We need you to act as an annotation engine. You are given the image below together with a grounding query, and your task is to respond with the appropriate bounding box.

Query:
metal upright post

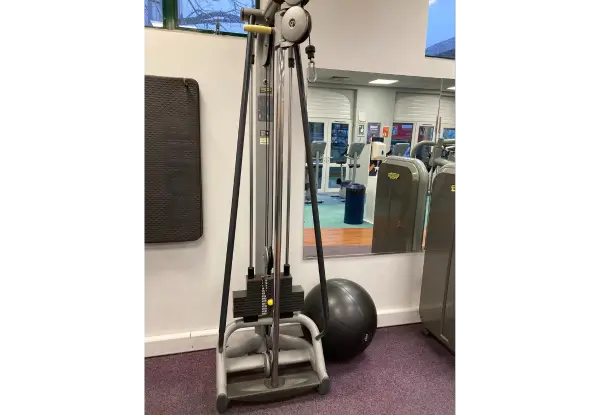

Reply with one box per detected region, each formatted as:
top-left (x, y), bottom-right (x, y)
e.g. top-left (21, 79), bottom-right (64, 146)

top-left (217, 31), bottom-right (254, 352)
top-left (284, 48), bottom-right (294, 275)
top-left (248, 27), bottom-right (255, 277)
top-left (271, 46), bottom-right (286, 388)
top-left (293, 44), bottom-right (329, 339)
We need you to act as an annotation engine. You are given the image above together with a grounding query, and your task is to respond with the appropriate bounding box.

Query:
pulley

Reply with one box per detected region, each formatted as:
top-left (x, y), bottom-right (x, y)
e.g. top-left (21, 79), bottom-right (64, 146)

top-left (281, 6), bottom-right (312, 44)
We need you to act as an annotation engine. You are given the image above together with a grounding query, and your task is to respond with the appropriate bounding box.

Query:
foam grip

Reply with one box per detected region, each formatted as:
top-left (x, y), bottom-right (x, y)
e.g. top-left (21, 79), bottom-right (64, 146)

top-left (243, 24), bottom-right (272, 34)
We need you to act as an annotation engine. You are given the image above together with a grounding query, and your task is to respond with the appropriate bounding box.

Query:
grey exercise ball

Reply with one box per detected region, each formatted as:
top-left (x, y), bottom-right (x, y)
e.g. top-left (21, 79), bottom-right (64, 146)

top-left (303, 279), bottom-right (377, 361)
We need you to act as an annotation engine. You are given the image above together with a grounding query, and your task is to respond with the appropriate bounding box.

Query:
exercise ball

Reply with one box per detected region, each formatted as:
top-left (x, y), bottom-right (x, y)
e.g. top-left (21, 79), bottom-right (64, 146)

top-left (302, 279), bottom-right (377, 361)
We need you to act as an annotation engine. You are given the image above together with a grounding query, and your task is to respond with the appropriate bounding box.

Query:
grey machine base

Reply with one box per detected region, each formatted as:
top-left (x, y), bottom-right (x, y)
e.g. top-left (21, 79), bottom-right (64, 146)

top-left (419, 164), bottom-right (455, 353)
top-left (226, 370), bottom-right (326, 402)
top-left (216, 314), bottom-right (330, 413)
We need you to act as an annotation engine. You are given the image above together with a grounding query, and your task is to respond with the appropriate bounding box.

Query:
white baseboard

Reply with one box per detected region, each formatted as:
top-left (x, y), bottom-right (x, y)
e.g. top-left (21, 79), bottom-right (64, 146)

top-left (145, 306), bottom-right (420, 358)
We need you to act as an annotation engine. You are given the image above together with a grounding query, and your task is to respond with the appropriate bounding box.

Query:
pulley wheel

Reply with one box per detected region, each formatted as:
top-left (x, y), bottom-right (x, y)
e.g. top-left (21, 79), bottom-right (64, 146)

top-left (281, 6), bottom-right (311, 44)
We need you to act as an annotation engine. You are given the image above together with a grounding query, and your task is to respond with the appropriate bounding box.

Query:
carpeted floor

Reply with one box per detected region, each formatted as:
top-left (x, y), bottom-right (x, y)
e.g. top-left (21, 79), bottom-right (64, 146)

top-left (145, 324), bottom-right (455, 415)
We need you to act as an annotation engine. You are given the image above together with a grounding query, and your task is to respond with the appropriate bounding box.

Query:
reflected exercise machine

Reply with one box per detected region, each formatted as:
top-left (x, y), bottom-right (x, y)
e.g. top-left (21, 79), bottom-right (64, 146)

top-left (413, 138), bottom-right (455, 352)
top-left (216, 1), bottom-right (331, 412)
top-left (391, 142), bottom-right (410, 156)
top-left (305, 141), bottom-right (327, 204)
top-left (370, 156), bottom-right (429, 254)
top-left (335, 142), bottom-right (365, 200)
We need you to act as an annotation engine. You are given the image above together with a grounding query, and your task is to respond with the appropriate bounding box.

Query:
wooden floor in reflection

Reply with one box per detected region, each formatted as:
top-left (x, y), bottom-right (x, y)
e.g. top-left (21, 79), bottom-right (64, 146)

top-left (304, 228), bottom-right (373, 246)
top-left (304, 228), bottom-right (428, 248)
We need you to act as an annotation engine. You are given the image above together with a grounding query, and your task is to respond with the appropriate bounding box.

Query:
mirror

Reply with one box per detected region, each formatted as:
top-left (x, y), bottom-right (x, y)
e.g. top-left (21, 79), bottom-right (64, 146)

top-left (303, 71), bottom-right (455, 259)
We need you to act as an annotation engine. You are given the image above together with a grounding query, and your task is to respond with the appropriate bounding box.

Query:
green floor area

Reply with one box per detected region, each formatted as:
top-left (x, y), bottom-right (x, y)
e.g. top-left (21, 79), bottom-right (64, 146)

top-left (304, 193), bottom-right (373, 229)
top-left (304, 194), bottom-right (432, 229)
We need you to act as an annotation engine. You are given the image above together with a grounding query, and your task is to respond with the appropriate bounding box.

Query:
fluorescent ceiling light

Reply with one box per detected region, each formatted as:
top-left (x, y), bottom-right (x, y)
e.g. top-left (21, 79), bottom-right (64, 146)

top-left (447, 86), bottom-right (455, 90)
top-left (369, 79), bottom-right (398, 85)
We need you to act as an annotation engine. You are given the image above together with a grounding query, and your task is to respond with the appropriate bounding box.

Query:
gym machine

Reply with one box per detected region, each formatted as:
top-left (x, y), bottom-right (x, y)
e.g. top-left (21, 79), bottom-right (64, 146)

top-left (411, 137), bottom-right (455, 194)
top-left (411, 137), bottom-right (455, 352)
top-left (334, 142), bottom-right (365, 200)
top-left (370, 156), bottom-right (429, 254)
top-left (216, 1), bottom-right (330, 412)
top-left (305, 140), bottom-right (327, 204)
top-left (391, 142), bottom-right (410, 157)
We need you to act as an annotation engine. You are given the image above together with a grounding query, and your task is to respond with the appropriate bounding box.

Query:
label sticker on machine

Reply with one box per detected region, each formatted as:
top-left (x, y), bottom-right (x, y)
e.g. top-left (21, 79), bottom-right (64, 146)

top-left (260, 87), bottom-right (272, 94)
top-left (260, 130), bottom-right (269, 144)
top-left (388, 172), bottom-right (400, 180)
top-left (451, 184), bottom-right (455, 192)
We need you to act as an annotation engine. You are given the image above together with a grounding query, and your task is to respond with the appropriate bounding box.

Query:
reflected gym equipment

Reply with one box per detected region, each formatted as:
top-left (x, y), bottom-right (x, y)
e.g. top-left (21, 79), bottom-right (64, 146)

top-left (334, 142), bottom-right (366, 200)
top-left (371, 157), bottom-right (429, 254)
top-left (391, 142), bottom-right (410, 156)
top-left (305, 141), bottom-right (327, 204)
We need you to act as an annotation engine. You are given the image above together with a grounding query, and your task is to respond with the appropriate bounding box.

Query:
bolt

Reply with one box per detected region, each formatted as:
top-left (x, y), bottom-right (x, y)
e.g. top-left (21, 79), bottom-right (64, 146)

top-left (289, 18), bottom-right (296, 28)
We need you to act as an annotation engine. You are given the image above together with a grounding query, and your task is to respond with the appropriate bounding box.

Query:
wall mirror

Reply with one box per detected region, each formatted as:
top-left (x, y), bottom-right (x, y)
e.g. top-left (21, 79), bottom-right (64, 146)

top-left (303, 70), bottom-right (455, 259)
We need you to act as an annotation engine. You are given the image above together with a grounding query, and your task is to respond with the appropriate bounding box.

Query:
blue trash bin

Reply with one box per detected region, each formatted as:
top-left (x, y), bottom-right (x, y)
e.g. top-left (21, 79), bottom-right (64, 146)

top-left (344, 183), bottom-right (366, 225)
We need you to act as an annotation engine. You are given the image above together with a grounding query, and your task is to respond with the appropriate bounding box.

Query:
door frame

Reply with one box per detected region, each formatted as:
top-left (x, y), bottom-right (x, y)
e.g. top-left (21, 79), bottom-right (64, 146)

top-left (414, 122), bottom-right (436, 148)
top-left (391, 122), bottom-right (416, 154)
top-left (441, 125), bottom-right (456, 140)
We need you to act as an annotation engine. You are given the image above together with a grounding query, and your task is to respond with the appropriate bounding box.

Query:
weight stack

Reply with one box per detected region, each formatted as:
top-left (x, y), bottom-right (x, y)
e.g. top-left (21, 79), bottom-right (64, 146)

top-left (233, 274), bottom-right (305, 320)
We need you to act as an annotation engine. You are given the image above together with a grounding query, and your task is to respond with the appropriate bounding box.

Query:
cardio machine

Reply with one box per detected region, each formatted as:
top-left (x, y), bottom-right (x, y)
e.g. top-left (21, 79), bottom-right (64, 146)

top-left (333, 142), bottom-right (365, 200)
top-left (216, 1), bottom-right (330, 413)
top-left (305, 141), bottom-right (327, 204)
top-left (391, 142), bottom-right (410, 156)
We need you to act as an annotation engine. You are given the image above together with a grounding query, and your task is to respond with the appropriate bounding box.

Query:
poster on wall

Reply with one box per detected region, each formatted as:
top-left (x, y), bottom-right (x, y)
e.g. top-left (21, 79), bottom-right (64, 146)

top-left (382, 126), bottom-right (390, 138)
top-left (358, 123), bottom-right (365, 137)
top-left (425, 0), bottom-right (455, 59)
top-left (366, 122), bottom-right (381, 143)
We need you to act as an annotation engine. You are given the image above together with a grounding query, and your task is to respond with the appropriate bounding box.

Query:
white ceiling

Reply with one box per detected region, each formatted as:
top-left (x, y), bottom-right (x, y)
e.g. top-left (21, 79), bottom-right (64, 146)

top-left (313, 68), bottom-right (455, 92)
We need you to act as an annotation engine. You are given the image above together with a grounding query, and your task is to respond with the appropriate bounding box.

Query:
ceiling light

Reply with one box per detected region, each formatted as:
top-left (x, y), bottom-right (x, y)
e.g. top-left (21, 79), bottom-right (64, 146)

top-left (447, 86), bottom-right (455, 90)
top-left (369, 79), bottom-right (398, 85)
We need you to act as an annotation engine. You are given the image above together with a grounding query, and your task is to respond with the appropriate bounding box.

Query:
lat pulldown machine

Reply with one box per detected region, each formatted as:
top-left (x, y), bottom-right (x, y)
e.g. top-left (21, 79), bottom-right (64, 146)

top-left (216, 1), bottom-right (330, 413)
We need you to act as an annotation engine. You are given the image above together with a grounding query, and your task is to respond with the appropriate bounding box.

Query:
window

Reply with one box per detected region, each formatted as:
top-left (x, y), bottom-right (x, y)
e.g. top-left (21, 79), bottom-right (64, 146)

top-left (443, 128), bottom-right (455, 139)
top-left (425, 0), bottom-right (455, 59)
top-left (145, 0), bottom-right (260, 36)
top-left (178, 0), bottom-right (256, 35)
top-left (391, 122), bottom-right (413, 144)
top-left (145, 0), bottom-right (164, 27)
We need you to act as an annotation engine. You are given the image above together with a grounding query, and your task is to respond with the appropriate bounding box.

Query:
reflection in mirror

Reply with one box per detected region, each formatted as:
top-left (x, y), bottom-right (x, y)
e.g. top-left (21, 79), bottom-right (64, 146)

top-left (303, 70), bottom-right (455, 259)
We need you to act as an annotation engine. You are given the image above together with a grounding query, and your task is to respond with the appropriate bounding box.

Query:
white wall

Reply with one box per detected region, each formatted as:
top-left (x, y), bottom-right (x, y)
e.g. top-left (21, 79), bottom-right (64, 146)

top-left (145, 29), bottom-right (425, 356)
top-left (306, 0), bottom-right (455, 79)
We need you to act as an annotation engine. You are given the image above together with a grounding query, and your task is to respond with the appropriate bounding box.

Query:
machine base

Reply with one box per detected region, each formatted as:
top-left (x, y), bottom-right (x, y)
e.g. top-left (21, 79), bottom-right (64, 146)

top-left (228, 370), bottom-right (322, 402)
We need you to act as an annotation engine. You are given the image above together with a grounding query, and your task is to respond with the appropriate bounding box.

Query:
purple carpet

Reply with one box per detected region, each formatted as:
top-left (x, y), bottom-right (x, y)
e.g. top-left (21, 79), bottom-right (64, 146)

top-left (145, 324), bottom-right (455, 414)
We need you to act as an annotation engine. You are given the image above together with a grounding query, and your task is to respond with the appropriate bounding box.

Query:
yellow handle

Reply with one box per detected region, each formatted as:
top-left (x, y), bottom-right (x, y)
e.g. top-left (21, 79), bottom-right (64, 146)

top-left (243, 24), bottom-right (272, 34)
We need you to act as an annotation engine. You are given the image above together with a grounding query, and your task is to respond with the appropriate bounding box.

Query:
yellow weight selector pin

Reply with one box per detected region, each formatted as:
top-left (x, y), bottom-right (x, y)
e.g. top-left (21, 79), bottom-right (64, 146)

top-left (267, 299), bottom-right (274, 307)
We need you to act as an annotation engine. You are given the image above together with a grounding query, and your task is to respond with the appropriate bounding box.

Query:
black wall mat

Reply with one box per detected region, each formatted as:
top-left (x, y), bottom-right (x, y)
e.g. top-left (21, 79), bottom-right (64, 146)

top-left (145, 75), bottom-right (202, 243)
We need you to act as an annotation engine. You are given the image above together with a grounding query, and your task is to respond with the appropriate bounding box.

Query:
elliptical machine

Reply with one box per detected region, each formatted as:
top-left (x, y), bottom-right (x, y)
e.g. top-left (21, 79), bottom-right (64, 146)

top-left (334, 142), bottom-right (365, 200)
top-left (305, 141), bottom-right (327, 204)
top-left (216, 1), bottom-right (330, 412)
